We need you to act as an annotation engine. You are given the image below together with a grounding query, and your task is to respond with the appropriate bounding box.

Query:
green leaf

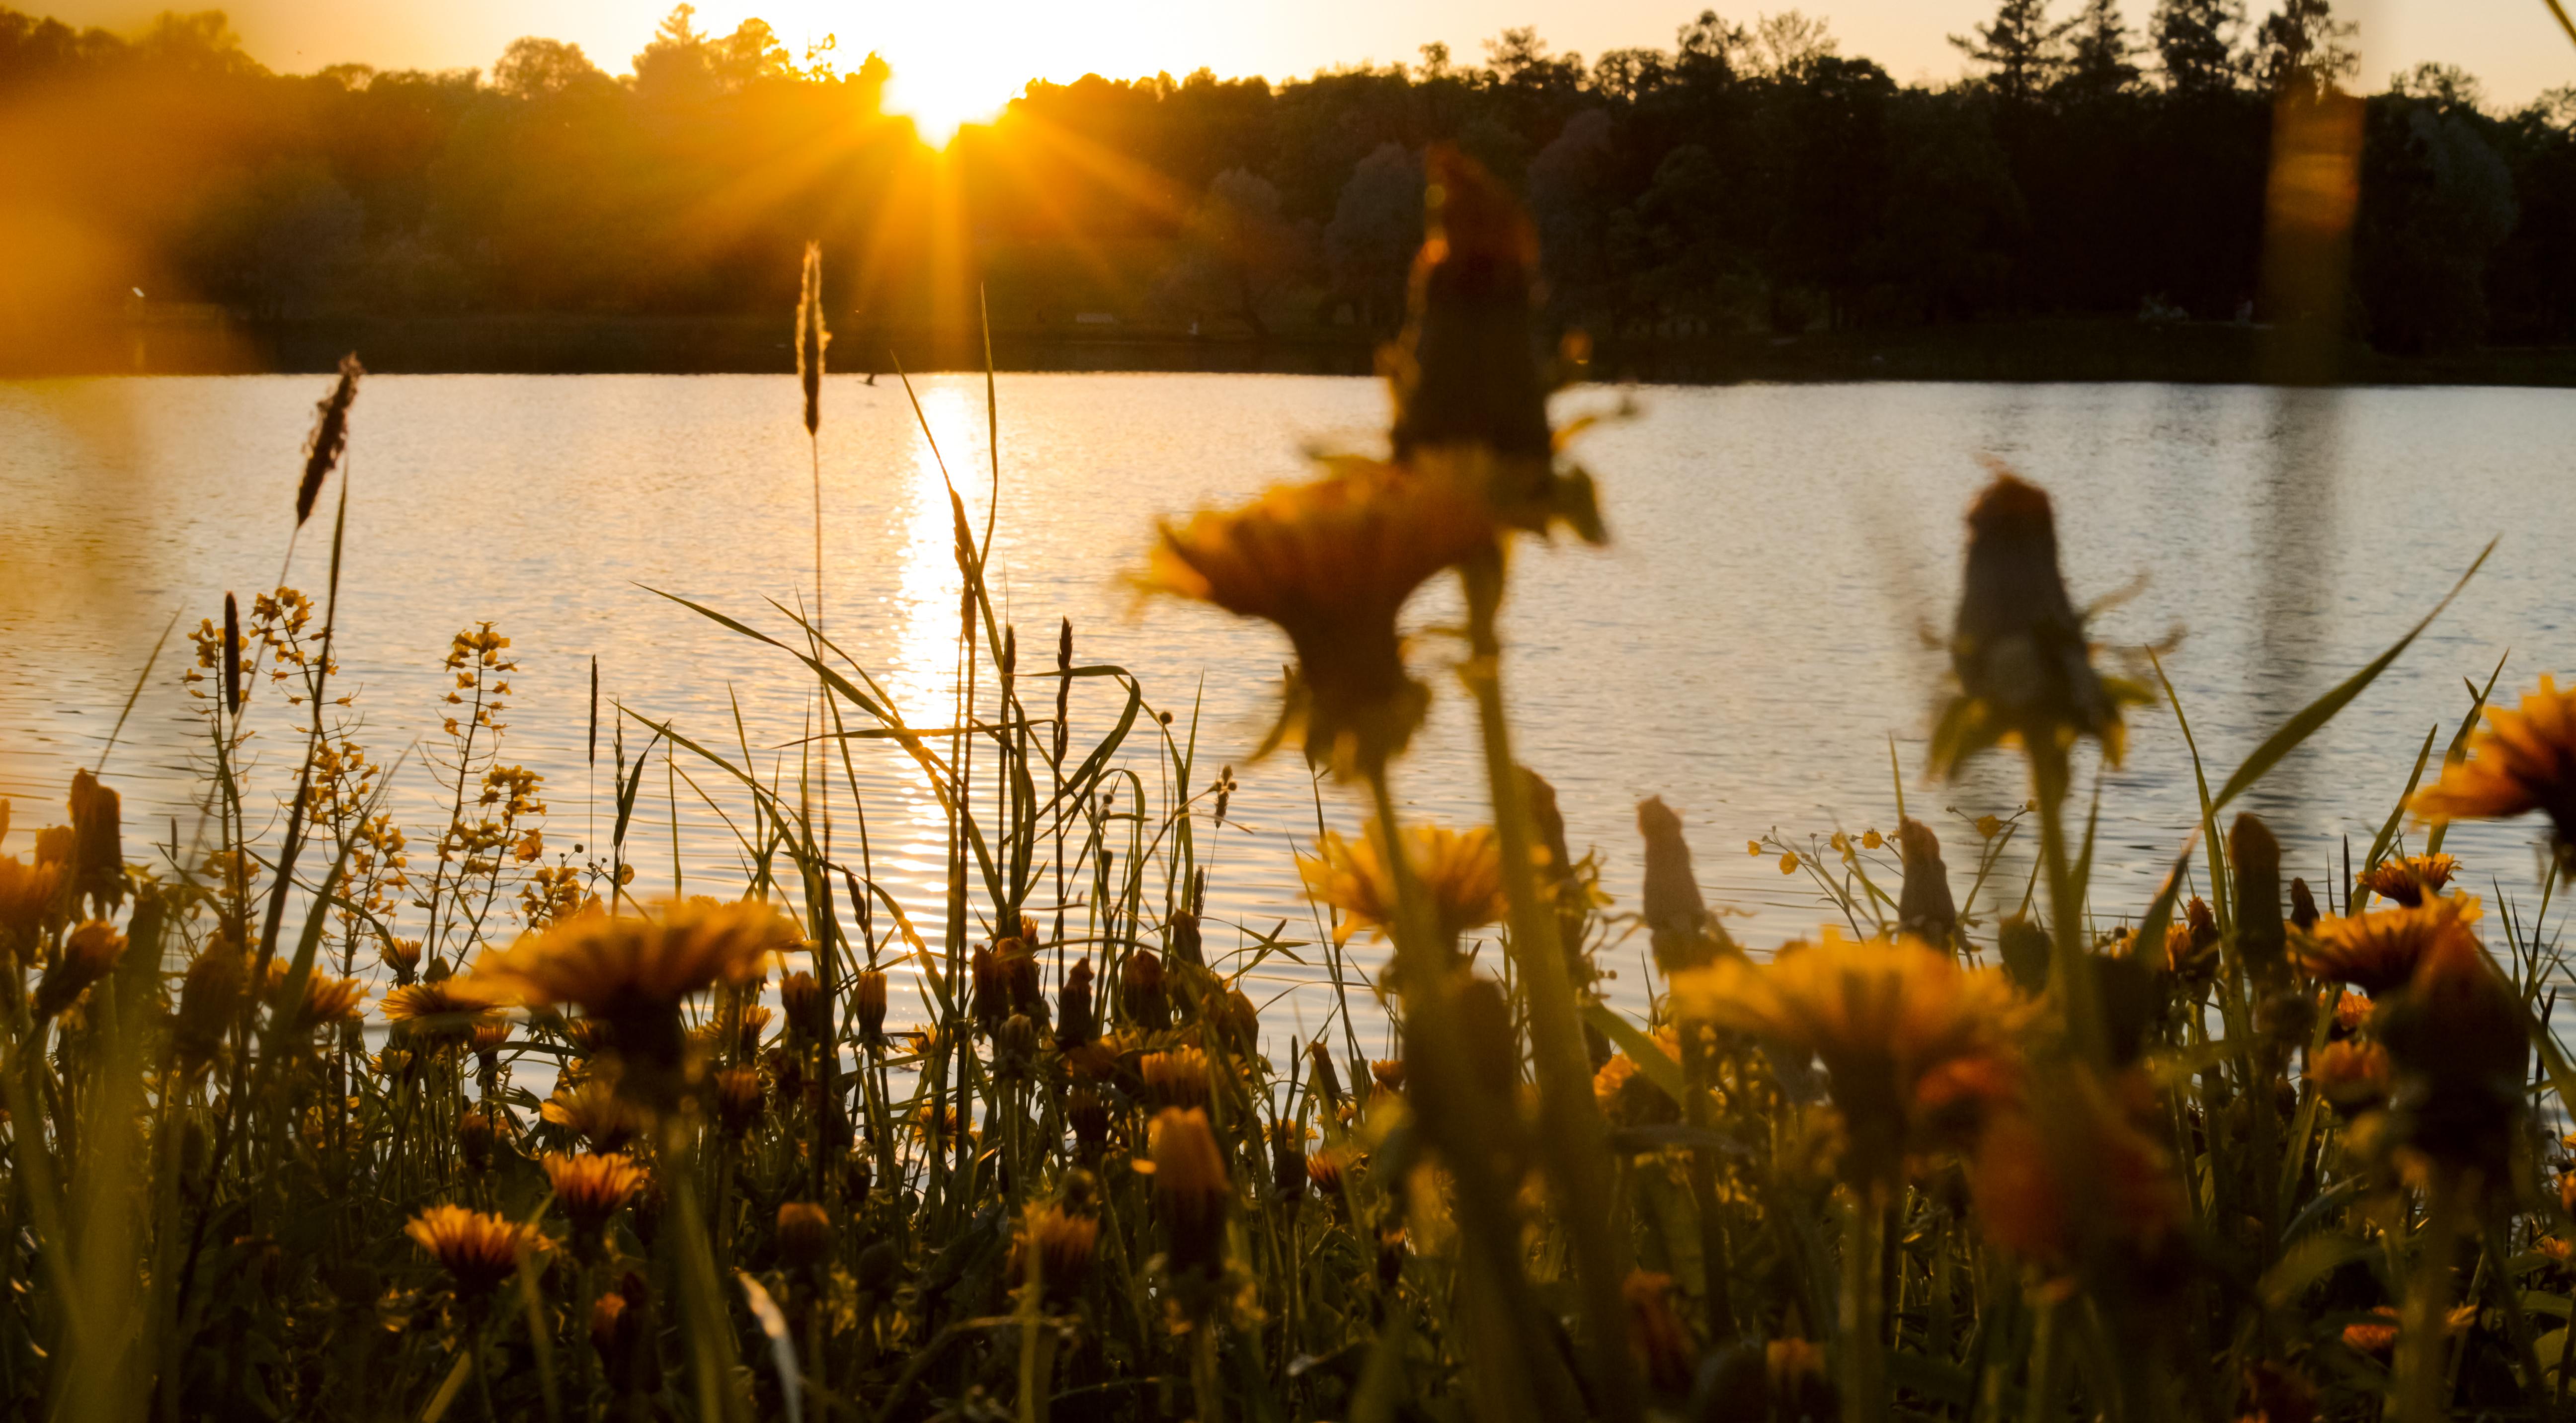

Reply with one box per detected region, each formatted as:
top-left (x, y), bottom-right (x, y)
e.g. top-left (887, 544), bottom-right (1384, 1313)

top-left (2206, 540), bottom-right (2493, 816)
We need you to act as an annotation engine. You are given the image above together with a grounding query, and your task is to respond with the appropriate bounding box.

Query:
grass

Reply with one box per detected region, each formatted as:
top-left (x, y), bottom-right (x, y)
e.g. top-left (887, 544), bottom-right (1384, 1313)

top-left (6, 167), bottom-right (2576, 1423)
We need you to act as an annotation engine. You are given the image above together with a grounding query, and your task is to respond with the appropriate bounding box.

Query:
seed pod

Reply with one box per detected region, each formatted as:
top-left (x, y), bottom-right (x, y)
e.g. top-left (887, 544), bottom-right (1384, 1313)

top-left (296, 354), bottom-right (362, 527)
top-left (2230, 813), bottom-right (2287, 984)
top-left (1150, 1107), bottom-right (1228, 1279)
top-left (844, 1152), bottom-right (874, 1205)
top-left (1122, 950), bottom-right (1169, 1030)
top-left (1057, 956), bottom-right (1096, 1049)
top-left (1896, 817), bottom-right (1958, 945)
top-left (222, 593), bottom-right (242, 716)
top-left (1166, 909), bottom-right (1204, 967)
top-left (1638, 795), bottom-right (1712, 973)
top-left (998, 1013), bottom-right (1039, 1077)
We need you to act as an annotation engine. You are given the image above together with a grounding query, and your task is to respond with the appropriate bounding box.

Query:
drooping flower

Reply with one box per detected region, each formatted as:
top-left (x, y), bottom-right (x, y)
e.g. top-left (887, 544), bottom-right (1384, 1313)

top-left (33, 920), bottom-right (126, 1022)
top-left (1669, 931), bottom-right (2020, 1180)
top-left (406, 1204), bottom-right (542, 1301)
top-left (2297, 897), bottom-right (2482, 997)
top-left (1298, 820), bottom-right (1505, 955)
top-left (2412, 676), bottom-right (2576, 864)
top-left (1931, 470), bottom-right (2147, 778)
top-left (1141, 460), bottom-right (1496, 776)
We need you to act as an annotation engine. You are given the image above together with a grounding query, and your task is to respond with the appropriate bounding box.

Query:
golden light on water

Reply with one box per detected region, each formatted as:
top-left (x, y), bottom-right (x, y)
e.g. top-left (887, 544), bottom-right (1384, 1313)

top-left (885, 382), bottom-right (981, 878)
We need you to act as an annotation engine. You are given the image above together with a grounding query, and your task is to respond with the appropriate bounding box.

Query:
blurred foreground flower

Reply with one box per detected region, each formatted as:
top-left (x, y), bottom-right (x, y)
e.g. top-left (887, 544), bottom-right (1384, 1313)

top-left (1670, 932), bottom-right (2019, 1182)
top-left (470, 898), bottom-right (799, 1108)
top-left (2413, 676), bottom-right (2576, 869)
top-left (1143, 461), bottom-right (1494, 776)
top-left (1931, 470), bottom-right (2146, 778)
top-left (1299, 819), bottom-right (1505, 957)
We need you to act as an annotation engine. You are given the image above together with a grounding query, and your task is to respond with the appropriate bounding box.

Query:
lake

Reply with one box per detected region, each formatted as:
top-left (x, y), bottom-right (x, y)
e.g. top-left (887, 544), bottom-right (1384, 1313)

top-left (2, 373), bottom-right (2569, 1039)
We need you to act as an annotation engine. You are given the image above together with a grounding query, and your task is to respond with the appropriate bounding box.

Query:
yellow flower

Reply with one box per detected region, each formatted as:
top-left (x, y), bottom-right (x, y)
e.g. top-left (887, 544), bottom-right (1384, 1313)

top-left (1013, 1200), bottom-right (1101, 1302)
top-left (544, 1151), bottom-right (646, 1243)
top-left (2297, 896), bottom-right (2481, 997)
top-left (2356, 853), bottom-right (2457, 907)
top-left (542, 1077), bottom-right (643, 1153)
top-left (1141, 1047), bottom-right (1212, 1112)
top-left (1969, 1069), bottom-right (2185, 1271)
top-left (1141, 461), bottom-right (1495, 777)
top-left (1975, 814), bottom-right (2003, 840)
top-left (381, 979), bottom-right (506, 1042)
top-left (1670, 931), bottom-right (2019, 1180)
top-left (1746, 840), bottom-right (1762, 857)
top-left (2413, 677), bottom-right (2576, 857)
top-left (776, 1200), bottom-right (833, 1267)
top-left (469, 898), bottom-right (798, 1100)
top-left (1298, 820), bottom-right (1505, 952)
top-left (33, 920), bottom-right (126, 1021)
top-left (1777, 851), bottom-right (1800, 875)
top-left (269, 961), bottom-right (368, 1033)
top-left (2307, 1039), bottom-right (2391, 1111)
top-left (1149, 1107), bottom-right (1229, 1279)
top-left (1861, 829), bottom-right (1885, 850)
top-left (0, 856), bottom-right (62, 956)
top-left (406, 1204), bottom-right (542, 1300)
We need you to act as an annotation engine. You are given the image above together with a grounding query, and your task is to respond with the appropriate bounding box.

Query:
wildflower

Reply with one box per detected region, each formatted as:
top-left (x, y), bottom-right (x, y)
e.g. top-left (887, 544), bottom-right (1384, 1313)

top-left (545, 1152), bottom-right (645, 1255)
top-left (271, 963), bottom-right (368, 1034)
top-left (1622, 1270), bottom-right (1696, 1395)
top-left (66, 769), bottom-right (123, 915)
top-left (563, 1016), bottom-right (614, 1057)
top-left (2298, 897), bottom-right (2481, 996)
top-left (2290, 877), bottom-right (2321, 931)
top-left (2357, 854), bottom-right (2458, 907)
top-left (1141, 459), bottom-right (1496, 776)
top-left (776, 1201), bottom-right (832, 1269)
top-left (1299, 820), bottom-right (1505, 956)
top-left (1142, 1048), bottom-right (1211, 1112)
top-left (381, 980), bottom-right (505, 1044)
top-left (1970, 1072), bottom-right (2186, 1272)
top-left (1777, 851), bottom-right (1799, 875)
top-left (458, 1108), bottom-right (498, 1173)
top-left (1271, 1124), bottom-right (1308, 1212)
top-left (381, 936), bottom-right (422, 986)
top-left (852, 966), bottom-right (888, 1048)
top-left (780, 971), bottom-right (824, 1041)
top-left (1746, 840), bottom-right (1762, 857)
top-left (1207, 987), bottom-right (1259, 1055)
top-left (1454, 973), bottom-right (1517, 1096)
top-left (2412, 676), bottom-right (2576, 866)
top-left (544, 1077), bottom-right (643, 1154)
top-left (2334, 991), bottom-right (2372, 1034)
top-left (714, 1065), bottom-right (765, 1138)
top-left (1149, 1107), bottom-right (1229, 1280)
top-left (1931, 471), bottom-right (2145, 777)
top-left (1058, 957), bottom-right (1096, 1049)
top-left (1594, 1042), bottom-right (1682, 1128)
top-left (1975, 814), bottom-right (2002, 840)
top-left (406, 1204), bottom-right (540, 1301)
top-left (171, 948), bottom-right (248, 1074)
top-left (1306, 1149), bottom-right (1349, 1198)
top-left (2375, 921), bottom-right (2529, 1180)
top-left (33, 920), bottom-right (126, 1022)
top-left (1014, 1200), bottom-right (1100, 1303)
top-left (1895, 817), bottom-right (1957, 944)
top-left (1670, 932), bottom-right (2019, 1181)
top-left (2165, 897), bottom-right (2222, 993)
top-left (1166, 909), bottom-right (1204, 967)
top-left (1069, 1086), bottom-right (1110, 1160)
top-left (1122, 949), bottom-right (1171, 1030)
top-left (0, 856), bottom-right (61, 957)
top-left (734, 1003), bottom-right (775, 1056)
top-left (2309, 1039), bottom-right (2391, 1112)
top-left (471, 1017), bottom-right (513, 1060)
top-left (997, 1013), bottom-right (1040, 1076)
top-left (469, 898), bottom-right (799, 1107)
top-left (1639, 797), bottom-right (1713, 972)
top-left (2231, 813), bottom-right (2289, 984)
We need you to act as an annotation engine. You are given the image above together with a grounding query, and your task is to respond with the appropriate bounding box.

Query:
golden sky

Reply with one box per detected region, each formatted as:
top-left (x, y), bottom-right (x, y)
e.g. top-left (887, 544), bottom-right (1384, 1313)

top-left (27, 0), bottom-right (2573, 135)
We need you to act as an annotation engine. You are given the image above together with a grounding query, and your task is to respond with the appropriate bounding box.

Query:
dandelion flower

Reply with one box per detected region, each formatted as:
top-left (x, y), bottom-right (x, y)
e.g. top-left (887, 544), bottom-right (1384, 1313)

top-left (381, 979), bottom-right (506, 1043)
top-left (2308, 1039), bottom-right (2391, 1112)
top-left (2413, 677), bottom-right (2576, 862)
top-left (543, 1077), bottom-right (643, 1154)
top-left (2298, 897), bottom-right (2481, 997)
top-left (2375, 920), bottom-right (2528, 1178)
top-left (33, 920), bottom-right (126, 1022)
top-left (2356, 853), bottom-right (2458, 908)
top-left (1014, 1201), bottom-right (1100, 1302)
top-left (1299, 820), bottom-right (1505, 954)
top-left (406, 1204), bottom-right (541, 1301)
top-left (1149, 1107), bottom-right (1229, 1280)
top-left (1141, 461), bottom-right (1496, 776)
top-left (1669, 931), bottom-right (2019, 1180)
top-left (545, 1152), bottom-right (645, 1249)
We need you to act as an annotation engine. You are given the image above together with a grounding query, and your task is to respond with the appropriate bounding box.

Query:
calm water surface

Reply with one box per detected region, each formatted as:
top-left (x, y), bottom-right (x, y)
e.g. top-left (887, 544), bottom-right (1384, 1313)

top-left (2, 374), bottom-right (2570, 1039)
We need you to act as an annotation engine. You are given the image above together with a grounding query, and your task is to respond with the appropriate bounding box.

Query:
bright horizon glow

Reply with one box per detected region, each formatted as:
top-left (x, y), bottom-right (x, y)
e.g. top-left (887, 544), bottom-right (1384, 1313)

top-left (23, 0), bottom-right (2576, 111)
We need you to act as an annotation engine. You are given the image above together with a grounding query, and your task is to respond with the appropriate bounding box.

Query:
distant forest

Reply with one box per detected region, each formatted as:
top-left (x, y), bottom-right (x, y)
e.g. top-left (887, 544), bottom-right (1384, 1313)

top-left (1, 0), bottom-right (2569, 361)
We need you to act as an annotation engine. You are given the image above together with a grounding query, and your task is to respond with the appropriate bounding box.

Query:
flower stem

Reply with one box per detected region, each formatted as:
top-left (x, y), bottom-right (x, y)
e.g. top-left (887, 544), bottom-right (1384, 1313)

top-left (1459, 548), bottom-right (1645, 1423)
top-left (1841, 1179), bottom-right (1890, 1423)
top-left (2030, 746), bottom-right (2106, 1067)
top-left (2395, 1172), bottom-right (2466, 1423)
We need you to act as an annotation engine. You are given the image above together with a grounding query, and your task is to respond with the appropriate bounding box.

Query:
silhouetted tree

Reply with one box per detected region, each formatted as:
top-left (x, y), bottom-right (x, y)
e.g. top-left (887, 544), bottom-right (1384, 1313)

top-left (2152, 0), bottom-right (2243, 96)
top-left (1953, 0), bottom-right (2072, 105)
top-left (2056, 0), bottom-right (2141, 101)
top-left (2255, 0), bottom-right (2357, 96)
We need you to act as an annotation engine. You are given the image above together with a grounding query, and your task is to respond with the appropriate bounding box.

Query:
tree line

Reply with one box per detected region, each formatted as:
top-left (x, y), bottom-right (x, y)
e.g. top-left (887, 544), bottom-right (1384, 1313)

top-left (2, 0), bottom-right (2568, 359)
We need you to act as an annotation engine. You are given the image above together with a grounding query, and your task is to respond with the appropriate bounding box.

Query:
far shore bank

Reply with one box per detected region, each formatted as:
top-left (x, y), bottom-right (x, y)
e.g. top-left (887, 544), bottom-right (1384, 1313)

top-left (12, 313), bottom-right (2576, 387)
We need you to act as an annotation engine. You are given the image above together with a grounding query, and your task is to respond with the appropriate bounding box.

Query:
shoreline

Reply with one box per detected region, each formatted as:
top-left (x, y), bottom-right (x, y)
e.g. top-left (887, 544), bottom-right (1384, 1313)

top-left (14, 313), bottom-right (2576, 387)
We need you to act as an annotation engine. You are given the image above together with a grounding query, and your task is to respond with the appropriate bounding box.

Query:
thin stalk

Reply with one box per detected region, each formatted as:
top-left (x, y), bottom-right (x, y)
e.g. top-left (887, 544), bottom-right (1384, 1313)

top-left (1460, 548), bottom-right (1644, 1423)
top-left (2394, 1173), bottom-right (2466, 1423)
top-left (1841, 1180), bottom-right (1890, 1423)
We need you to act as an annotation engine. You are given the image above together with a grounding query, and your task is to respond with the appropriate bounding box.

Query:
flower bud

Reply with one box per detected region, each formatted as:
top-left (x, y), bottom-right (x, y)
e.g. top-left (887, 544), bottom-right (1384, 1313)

top-left (1122, 950), bottom-right (1169, 1031)
top-left (853, 967), bottom-right (888, 1047)
top-left (776, 1201), bottom-right (832, 1269)
top-left (1896, 817), bottom-right (1957, 945)
top-left (1150, 1107), bottom-right (1228, 1280)
top-left (1057, 957), bottom-right (1096, 1049)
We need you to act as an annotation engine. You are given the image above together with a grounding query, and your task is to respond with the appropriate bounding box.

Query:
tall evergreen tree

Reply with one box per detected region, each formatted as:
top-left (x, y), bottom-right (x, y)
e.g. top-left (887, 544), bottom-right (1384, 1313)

top-left (2058, 0), bottom-right (2141, 100)
top-left (2152, 0), bottom-right (2245, 96)
top-left (1951, 0), bottom-right (2073, 104)
top-left (2255, 0), bottom-right (2357, 96)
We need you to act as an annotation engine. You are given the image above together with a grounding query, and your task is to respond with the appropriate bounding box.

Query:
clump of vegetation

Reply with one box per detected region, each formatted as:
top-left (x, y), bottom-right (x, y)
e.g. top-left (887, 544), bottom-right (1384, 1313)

top-left (4, 148), bottom-right (2573, 1423)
